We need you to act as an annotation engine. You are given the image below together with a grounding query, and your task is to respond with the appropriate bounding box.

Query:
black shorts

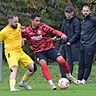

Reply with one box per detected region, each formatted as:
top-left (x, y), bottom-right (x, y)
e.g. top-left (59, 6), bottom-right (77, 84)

top-left (36, 48), bottom-right (61, 62)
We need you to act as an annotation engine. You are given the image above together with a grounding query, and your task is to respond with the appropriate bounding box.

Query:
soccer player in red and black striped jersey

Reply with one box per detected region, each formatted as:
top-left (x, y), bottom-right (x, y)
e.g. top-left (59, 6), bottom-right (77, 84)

top-left (22, 13), bottom-right (79, 90)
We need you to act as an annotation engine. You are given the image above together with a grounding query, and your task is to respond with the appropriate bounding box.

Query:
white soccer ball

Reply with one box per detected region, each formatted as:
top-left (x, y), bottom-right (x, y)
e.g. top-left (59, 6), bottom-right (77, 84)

top-left (58, 78), bottom-right (70, 90)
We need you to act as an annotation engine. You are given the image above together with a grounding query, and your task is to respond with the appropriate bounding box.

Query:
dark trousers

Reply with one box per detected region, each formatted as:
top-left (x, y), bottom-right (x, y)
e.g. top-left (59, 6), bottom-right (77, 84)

top-left (59, 44), bottom-right (73, 78)
top-left (78, 45), bottom-right (96, 80)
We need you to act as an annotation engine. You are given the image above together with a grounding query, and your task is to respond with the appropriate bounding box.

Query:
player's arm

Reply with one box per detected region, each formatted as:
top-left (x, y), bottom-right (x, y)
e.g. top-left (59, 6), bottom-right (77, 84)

top-left (21, 26), bottom-right (29, 38)
top-left (0, 29), bottom-right (6, 42)
top-left (21, 26), bottom-right (27, 46)
top-left (43, 23), bottom-right (67, 39)
top-left (52, 29), bottom-right (67, 40)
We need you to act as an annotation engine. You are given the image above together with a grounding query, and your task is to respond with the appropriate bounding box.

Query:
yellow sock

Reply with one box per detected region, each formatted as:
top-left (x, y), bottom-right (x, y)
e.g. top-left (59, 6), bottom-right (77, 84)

top-left (22, 74), bottom-right (30, 82)
top-left (10, 80), bottom-right (16, 89)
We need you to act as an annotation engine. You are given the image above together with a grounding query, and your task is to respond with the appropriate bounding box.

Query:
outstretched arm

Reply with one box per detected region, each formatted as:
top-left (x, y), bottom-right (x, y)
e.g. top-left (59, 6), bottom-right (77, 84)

top-left (42, 23), bottom-right (67, 40)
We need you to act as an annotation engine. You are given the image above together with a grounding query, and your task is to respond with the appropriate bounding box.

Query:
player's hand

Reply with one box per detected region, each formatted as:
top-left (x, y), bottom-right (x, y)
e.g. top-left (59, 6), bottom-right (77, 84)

top-left (60, 34), bottom-right (68, 44)
top-left (20, 26), bottom-right (26, 32)
top-left (61, 34), bottom-right (67, 40)
top-left (51, 36), bottom-right (57, 41)
top-left (21, 26), bottom-right (25, 29)
top-left (22, 38), bottom-right (26, 46)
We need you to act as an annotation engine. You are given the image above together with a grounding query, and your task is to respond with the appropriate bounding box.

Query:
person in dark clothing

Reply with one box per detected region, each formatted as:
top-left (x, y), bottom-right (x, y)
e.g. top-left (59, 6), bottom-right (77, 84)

top-left (77, 5), bottom-right (96, 84)
top-left (59, 6), bottom-right (80, 78)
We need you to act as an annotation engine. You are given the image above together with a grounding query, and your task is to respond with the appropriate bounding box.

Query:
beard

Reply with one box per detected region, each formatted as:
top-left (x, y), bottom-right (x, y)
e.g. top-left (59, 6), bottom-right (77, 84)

top-left (11, 24), bottom-right (17, 29)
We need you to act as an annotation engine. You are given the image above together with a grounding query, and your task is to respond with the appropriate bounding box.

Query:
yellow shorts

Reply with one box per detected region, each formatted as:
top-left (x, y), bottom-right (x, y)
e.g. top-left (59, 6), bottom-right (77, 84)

top-left (5, 50), bottom-right (34, 68)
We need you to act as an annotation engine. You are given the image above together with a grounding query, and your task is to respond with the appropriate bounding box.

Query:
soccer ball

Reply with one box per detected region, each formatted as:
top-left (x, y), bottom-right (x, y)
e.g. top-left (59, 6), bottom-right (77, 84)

top-left (58, 78), bottom-right (70, 90)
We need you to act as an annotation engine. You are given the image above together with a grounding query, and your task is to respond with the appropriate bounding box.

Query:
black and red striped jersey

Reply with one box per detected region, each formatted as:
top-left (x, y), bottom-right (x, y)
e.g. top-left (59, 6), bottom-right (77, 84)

top-left (22, 23), bottom-right (64, 54)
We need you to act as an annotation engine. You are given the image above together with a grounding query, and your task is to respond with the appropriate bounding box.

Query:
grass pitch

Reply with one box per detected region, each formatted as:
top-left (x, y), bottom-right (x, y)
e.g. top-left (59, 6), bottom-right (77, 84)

top-left (0, 61), bottom-right (96, 96)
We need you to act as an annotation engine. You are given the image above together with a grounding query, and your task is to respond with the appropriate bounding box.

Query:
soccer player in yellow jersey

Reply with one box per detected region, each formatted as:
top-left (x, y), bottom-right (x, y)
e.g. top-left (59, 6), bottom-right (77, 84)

top-left (0, 14), bottom-right (37, 92)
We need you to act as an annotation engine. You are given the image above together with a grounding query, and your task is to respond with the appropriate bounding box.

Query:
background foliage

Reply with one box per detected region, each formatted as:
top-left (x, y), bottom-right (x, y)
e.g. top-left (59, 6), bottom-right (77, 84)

top-left (0, 0), bottom-right (96, 29)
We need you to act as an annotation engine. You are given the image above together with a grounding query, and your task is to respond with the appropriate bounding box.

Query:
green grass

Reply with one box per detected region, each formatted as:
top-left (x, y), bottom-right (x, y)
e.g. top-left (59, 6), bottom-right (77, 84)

top-left (0, 61), bottom-right (96, 96)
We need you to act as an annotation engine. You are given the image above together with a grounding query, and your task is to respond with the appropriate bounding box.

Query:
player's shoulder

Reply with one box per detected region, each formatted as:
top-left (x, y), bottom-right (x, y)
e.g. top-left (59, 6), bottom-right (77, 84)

top-left (0, 25), bottom-right (9, 33)
top-left (25, 26), bottom-right (31, 30)
top-left (40, 23), bottom-right (50, 29)
top-left (21, 25), bottom-right (32, 33)
top-left (18, 23), bottom-right (21, 27)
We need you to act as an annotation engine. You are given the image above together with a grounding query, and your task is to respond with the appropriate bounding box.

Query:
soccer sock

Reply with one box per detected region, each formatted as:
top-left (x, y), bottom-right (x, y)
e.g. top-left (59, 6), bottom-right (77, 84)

top-left (48, 80), bottom-right (54, 85)
top-left (10, 79), bottom-right (16, 89)
top-left (41, 63), bottom-right (52, 81)
top-left (22, 74), bottom-right (30, 82)
top-left (58, 57), bottom-right (70, 73)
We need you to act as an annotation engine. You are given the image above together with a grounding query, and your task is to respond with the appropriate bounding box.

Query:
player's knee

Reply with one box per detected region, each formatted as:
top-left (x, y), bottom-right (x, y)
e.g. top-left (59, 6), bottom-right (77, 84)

top-left (39, 59), bottom-right (47, 64)
top-left (57, 55), bottom-right (64, 61)
top-left (28, 63), bottom-right (37, 73)
top-left (10, 66), bottom-right (18, 73)
top-left (10, 68), bottom-right (13, 72)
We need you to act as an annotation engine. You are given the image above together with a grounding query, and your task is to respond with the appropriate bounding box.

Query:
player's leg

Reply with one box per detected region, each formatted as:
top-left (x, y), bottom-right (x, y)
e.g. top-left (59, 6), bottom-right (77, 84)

top-left (47, 48), bottom-right (78, 84)
top-left (36, 52), bottom-right (56, 90)
top-left (46, 48), bottom-right (70, 74)
top-left (19, 51), bottom-right (37, 90)
top-left (5, 52), bottom-right (19, 91)
top-left (19, 63), bottom-right (37, 90)
top-left (39, 59), bottom-right (56, 90)
top-left (57, 55), bottom-right (78, 84)
top-left (9, 66), bottom-right (19, 91)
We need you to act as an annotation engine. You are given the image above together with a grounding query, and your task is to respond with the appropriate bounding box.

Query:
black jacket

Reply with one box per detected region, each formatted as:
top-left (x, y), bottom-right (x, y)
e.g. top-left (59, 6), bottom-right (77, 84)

top-left (61, 16), bottom-right (80, 47)
top-left (80, 13), bottom-right (96, 47)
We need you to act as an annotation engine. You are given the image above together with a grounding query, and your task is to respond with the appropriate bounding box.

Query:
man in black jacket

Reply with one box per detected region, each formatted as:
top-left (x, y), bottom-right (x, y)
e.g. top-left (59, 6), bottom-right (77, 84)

top-left (78, 5), bottom-right (96, 84)
top-left (59, 6), bottom-right (80, 78)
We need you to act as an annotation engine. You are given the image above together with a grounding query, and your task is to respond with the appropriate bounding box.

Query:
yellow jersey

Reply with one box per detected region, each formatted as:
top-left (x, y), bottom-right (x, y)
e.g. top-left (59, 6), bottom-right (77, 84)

top-left (0, 23), bottom-right (22, 51)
